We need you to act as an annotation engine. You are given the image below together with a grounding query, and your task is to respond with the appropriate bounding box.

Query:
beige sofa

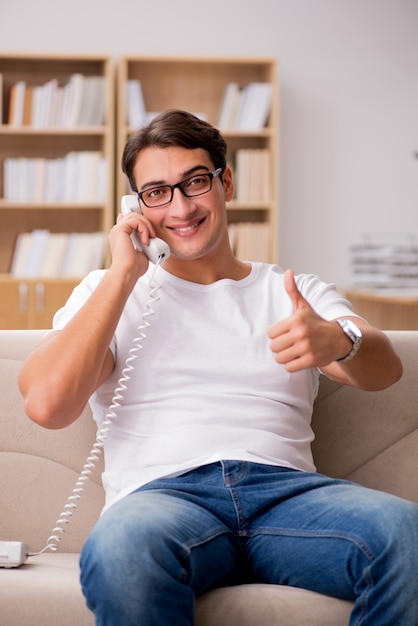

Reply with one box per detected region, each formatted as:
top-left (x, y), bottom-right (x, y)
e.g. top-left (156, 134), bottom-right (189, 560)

top-left (1, 329), bottom-right (418, 625)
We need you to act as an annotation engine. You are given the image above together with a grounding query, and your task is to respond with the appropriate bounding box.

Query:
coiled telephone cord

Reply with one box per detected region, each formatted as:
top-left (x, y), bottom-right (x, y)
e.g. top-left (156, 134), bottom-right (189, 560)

top-left (29, 261), bottom-right (163, 556)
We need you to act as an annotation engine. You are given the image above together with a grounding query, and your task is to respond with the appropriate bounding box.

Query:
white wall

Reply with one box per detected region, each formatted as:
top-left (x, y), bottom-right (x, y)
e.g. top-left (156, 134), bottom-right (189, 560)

top-left (1, 0), bottom-right (417, 287)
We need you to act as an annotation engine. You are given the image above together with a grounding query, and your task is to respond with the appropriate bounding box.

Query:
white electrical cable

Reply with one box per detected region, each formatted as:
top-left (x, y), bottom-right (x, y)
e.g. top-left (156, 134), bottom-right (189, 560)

top-left (29, 260), bottom-right (164, 557)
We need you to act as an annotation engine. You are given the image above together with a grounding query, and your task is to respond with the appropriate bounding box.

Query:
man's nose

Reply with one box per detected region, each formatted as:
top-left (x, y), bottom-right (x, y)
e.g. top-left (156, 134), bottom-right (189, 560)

top-left (170, 187), bottom-right (196, 213)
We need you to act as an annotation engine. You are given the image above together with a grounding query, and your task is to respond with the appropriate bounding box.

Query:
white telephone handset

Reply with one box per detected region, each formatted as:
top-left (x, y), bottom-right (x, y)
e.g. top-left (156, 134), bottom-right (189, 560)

top-left (121, 195), bottom-right (170, 264)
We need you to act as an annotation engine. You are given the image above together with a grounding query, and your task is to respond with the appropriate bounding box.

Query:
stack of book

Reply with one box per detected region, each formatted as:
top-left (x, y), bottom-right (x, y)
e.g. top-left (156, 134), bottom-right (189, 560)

top-left (349, 238), bottom-right (418, 289)
top-left (234, 149), bottom-right (271, 202)
top-left (3, 152), bottom-right (107, 203)
top-left (218, 82), bottom-right (273, 131)
top-left (126, 79), bottom-right (148, 127)
top-left (7, 74), bottom-right (106, 128)
top-left (228, 222), bottom-right (271, 263)
top-left (10, 230), bottom-right (107, 279)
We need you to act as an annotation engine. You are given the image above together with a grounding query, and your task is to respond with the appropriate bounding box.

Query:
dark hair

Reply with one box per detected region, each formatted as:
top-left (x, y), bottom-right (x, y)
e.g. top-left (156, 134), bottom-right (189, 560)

top-left (121, 109), bottom-right (227, 192)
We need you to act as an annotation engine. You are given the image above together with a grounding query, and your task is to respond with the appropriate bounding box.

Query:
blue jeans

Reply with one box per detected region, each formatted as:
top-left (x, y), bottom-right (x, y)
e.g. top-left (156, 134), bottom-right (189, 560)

top-left (80, 461), bottom-right (418, 625)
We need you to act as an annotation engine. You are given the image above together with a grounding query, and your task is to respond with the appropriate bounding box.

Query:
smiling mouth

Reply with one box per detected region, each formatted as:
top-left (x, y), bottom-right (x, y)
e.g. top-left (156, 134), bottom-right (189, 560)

top-left (169, 217), bottom-right (206, 233)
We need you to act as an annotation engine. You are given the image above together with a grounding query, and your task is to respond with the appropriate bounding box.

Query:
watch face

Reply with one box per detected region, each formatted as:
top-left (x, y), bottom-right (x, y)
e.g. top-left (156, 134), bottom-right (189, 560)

top-left (336, 319), bottom-right (363, 362)
top-left (346, 320), bottom-right (362, 339)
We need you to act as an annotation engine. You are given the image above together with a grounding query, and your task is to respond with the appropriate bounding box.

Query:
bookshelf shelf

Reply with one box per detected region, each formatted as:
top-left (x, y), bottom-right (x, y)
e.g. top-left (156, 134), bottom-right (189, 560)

top-left (0, 200), bottom-right (106, 209)
top-left (0, 51), bottom-right (114, 328)
top-left (122, 127), bottom-right (274, 139)
top-left (117, 55), bottom-right (279, 264)
top-left (227, 201), bottom-right (271, 210)
top-left (0, 126), bottom-right (109, 135)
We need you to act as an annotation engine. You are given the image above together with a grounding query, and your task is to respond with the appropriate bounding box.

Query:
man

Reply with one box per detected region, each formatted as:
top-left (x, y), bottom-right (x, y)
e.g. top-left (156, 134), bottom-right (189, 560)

top-left (19, 110), bottom-right (418, 626)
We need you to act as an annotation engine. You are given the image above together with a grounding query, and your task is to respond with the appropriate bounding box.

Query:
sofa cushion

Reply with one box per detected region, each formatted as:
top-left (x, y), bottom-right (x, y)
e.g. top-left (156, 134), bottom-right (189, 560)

top-left (0, 451), bottom-right (104, 553)
top-left (1, 553), bottom-right (94, 626)
top-left (1, 553), bottom-right (352, 626)
top-left (195, 584), bottom-right (352, 625)
top-left (0, 355), bottom-right (104, 552)
top-left (0, 357), bottom-right (103, 474)
top-left (312, 331), bottom-right (418, 501)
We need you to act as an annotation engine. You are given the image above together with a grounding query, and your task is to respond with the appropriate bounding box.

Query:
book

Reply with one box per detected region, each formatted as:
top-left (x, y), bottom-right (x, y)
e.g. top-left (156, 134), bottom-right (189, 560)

top-left (59, 232), bottom-right (79, 277)
top-left (89, 76), bottom-right (106, 126)
top-left (77, 76), bottom-right (106, 126)
top-left (38, 233), bottom-right (70, 278)
top-left (10, 231), bottom-right (107, 279)
top-left (12, 229), bottom-right (49, 278)
top-left (61, 232), bottom-right (107, 278)
top-left (59, 80), bottom-right (72, 127)
top-left (3, 151), bottom-right (107, 203)
top-left (8, 80), bottom-right (26, 126)
top-left (10, 232), bottom-right (33, 276)
top-left (218, 82), bottom-right (241, 129)
top-left (22, 85), bottom-right (34, 125)
top-left (234, 149), bottom-right (251, 201)
top-left (234, 149), bottom-right (271, 202)
top-left (42, 78), bottom-right (59, 128)
top-left (126, 79), bottom-right (147, 127)
top-left (49, 85), bottom-right (65, 127)
top-left (30, 85), bottom-right (43, 127)
top-left (72, 151), bottom-right (106, 203)
top-left (3, 157), bottom-right (14, 200)
top-left (235, 82), bottom-right (272, 131)
top-left (30, 79), bottom-right (59, 128)
top-left (5, 158), bottom-right (31, 202)
top-left (45, 158), bottom-right (63, 203)
top-left (62, 73), bottom-right (85, 127)
top-left (230, 221), bottom-right (271, 263)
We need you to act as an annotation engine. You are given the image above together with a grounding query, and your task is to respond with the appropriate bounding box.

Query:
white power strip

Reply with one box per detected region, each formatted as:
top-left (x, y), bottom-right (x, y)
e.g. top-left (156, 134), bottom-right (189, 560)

top-left (0, 541), bottom-right (29, 568)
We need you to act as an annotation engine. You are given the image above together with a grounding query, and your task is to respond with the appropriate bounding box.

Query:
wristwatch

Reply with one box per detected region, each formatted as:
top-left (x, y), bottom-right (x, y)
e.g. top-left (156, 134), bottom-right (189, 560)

top-left (336, 319), bottom-right (363, 363)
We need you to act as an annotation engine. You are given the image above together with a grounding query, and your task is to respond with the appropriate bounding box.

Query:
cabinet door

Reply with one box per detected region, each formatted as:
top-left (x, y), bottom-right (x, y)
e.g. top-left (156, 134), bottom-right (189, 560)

top-left (30, 280), bottom-right (78, 329)
top-left (0, 279), bottom-right (79, 329)
top-left (0, 280), bottom-right (31, 329)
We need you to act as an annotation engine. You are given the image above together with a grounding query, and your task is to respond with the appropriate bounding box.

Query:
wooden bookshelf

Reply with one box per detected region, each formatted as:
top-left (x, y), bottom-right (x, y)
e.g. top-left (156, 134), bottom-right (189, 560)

top-left (116, 55), bottom-right (279, 263)
top-left (0, 52), bottom-right (114, 328)
top-left (0, 53), bottom-right (279, 328)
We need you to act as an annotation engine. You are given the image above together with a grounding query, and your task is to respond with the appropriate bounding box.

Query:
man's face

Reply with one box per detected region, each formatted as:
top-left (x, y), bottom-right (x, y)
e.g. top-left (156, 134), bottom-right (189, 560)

top-left (132, 146), bottom-right (233, 262)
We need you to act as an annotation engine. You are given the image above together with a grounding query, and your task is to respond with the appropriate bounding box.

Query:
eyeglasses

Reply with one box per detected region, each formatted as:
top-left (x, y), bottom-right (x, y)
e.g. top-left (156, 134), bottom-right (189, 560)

top-left (137, 168), bottom-right (223, 208)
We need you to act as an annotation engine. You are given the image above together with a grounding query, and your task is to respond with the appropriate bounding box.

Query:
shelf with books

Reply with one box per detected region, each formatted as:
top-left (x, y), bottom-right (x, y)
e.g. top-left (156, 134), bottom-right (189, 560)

top-left (3, 151), bottom-right (107, 204)
top-left (0, 52), bottom-right (114, 328)
top-left (0, 204), bottom-right (106, 279)
top-left (9, 229), bottom-right (107, 280)
top-left (1, 55), bottom-right (108, 129)
top-left (116, 55), bottom-right (279, 264)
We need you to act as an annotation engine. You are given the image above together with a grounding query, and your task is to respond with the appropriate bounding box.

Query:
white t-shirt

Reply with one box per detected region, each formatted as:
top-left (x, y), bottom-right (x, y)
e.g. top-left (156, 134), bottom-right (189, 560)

top-left (53, 262), bottom-right (356, 510)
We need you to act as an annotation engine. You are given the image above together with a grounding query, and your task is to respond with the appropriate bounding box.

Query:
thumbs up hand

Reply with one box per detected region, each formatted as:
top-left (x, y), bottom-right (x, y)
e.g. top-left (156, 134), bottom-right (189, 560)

top-left (268, 269), bottom-right (343, 372)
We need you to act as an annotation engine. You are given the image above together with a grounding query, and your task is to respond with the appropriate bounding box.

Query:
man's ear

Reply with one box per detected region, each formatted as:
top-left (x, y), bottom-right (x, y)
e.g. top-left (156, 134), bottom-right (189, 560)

top-left (222, 165), bottom-right (234, 202)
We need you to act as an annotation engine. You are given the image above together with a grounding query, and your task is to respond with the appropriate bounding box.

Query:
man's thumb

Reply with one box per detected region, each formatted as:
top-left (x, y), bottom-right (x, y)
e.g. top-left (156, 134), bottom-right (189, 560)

top-left (284, 269), bottom-right (308, 312)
